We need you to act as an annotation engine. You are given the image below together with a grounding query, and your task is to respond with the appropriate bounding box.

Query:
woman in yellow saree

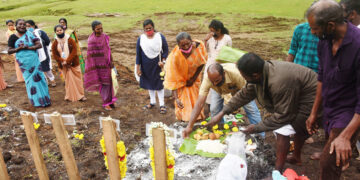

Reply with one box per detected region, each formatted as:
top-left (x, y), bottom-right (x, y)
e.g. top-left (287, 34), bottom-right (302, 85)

top-left (164, 32), bottom-right (207, 121)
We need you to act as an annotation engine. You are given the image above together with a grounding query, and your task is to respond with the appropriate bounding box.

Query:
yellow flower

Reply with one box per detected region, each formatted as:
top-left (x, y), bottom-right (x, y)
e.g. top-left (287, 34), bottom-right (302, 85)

top-left (224, 124), bottom-right (229, 130)
top-left (75, 134), bottom-right (80, 139)
top-left (201, 121), bottom-right (207, 126)
top-left (160, 71), bottom-right (165, 77)
top-left (232, 127), bottom-right (239, 132)
top-left (214, 130), bottom-right (224, 135)
top-left (78, 134), bottom-right (84, 140)
top-left (212, 124), bottom-right (218, 130)
top-left (99, 136), bottom-right (127, 178)
top-left (33, 123), bottom-right (40, 130)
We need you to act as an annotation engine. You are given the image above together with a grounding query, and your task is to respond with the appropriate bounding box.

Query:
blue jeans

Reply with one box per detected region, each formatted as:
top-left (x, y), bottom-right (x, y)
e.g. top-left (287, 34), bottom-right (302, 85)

top-left (209, 89), bottom-right (265, 138)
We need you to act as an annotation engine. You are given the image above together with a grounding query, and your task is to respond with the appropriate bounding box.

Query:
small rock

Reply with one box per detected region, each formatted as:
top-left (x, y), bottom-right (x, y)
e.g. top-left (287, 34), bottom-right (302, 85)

top-left (13, 156), bottom-right (25, 165)
top-left (3, 151), bottom-right (12, 162)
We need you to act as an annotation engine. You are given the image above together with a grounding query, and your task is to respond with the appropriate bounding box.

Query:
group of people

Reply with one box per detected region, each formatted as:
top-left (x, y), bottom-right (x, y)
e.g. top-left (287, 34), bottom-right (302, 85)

top-left (0, 0), bottom-right (359, 179)
top-left (1, 18), bottom-right (116, 110)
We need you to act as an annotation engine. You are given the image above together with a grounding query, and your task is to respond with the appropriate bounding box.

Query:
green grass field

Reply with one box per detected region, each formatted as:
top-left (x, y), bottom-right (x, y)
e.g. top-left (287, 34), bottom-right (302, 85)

top-left (0, 0), bottom-right (315, 34)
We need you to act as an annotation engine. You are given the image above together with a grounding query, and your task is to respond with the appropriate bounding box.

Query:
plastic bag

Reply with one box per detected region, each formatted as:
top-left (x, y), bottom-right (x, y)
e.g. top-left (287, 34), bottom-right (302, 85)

top-left (216, 132), bottom-right (247, 180)
top-left (112, 68), bottom-right (119, 96)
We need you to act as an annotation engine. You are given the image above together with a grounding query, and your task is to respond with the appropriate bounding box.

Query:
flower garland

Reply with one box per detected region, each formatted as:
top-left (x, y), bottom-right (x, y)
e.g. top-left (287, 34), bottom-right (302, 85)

top-left (99, 136), bottom-right (127, 178)
top-left (148, 122), bottom-right (175, 180)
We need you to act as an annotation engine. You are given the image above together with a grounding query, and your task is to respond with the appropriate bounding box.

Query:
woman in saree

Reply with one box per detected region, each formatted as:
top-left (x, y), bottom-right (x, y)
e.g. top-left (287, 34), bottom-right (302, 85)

top-left (84, 21), bottom-right (117, 110)
top-left (164, 32), bottom-right (207, 121)
top-left (52, 25), bottom-right (86, 102)
top-left (59, 18), bottom-right (85, 74)
top-left (25, 20), bottom-right (56, 87)
top-left (6, 19), bottom-right (24, 82)
top-left (7, 19), bottom-right (51, 107)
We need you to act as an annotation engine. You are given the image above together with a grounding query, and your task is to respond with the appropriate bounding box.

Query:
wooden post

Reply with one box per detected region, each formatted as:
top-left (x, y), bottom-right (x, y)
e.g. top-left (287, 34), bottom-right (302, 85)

top-left (50, 112), bottom-right (80, 180)
top-left (0, 148), bottom-right (10, 180)
top-left (152, 128), bottom-right (168, 180)
top-left (21, 113), bottom-right (49, 180)
top-left (102, 117), bottom-right (121, 180)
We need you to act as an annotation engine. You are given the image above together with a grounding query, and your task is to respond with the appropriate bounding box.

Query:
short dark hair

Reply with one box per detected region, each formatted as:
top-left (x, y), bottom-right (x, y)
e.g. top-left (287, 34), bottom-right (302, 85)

top-left (15, 19), bottom-right (25, 26)
top-left (340, 0), bottom-right (360, 14)
top-left (25, 20), bottom-right (38, 29)
top-left (176, 32), bottom-right (192, 44)
top-left (59, 18), bottom-right (67, 24)
top-left (236, 53), bottom-right (265, 76)
top-left (91, 20), bottom-right (102, 31)
top-left (6, 20), bottom-right (14, 25)
top-left (306, 0), bottom-right (344, 28)
top-left (209, 19), bottom-right (229, 35)
top-left (143, 19), bottom-right (154, 28)
top-left (207, 63), bottom-right (224, 75)
top-left (54, 24), bottom-right (64, 33)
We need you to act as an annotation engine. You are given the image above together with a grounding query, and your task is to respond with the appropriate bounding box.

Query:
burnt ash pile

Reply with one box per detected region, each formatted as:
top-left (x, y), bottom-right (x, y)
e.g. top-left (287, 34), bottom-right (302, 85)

top-left (125, 122), bottom-right (275, 180)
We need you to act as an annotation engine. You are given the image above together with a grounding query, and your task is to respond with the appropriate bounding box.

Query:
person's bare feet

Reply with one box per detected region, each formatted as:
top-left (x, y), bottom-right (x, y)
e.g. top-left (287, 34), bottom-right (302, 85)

top-left (310, 152), bottom-right (322, 160)
top-left (305, 137), bottom-right (314, 144)
top-left (79, 97), bottom-right (87, 101)
top-left (342, 162), bottom-right (349, 171)
top-left (286, 154), bottom-right (302, 165)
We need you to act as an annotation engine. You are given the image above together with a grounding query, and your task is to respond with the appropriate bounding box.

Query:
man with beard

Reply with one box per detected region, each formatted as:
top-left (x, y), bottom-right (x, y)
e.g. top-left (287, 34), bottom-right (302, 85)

top-left (305, 0), bottom-right (360, 179)
top-left (182, 63), bottom-right (262, 138)
top-left (207, 53), bottom-right (318, 172)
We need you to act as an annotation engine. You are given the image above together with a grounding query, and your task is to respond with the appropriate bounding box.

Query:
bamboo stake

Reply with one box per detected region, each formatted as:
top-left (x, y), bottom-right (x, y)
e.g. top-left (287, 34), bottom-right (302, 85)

top-left (152, 128), bottom-right (168, 180)
top-left (102, 117), bottom-right (121, 180)
top-left (50, 112), bottom-right (80, 180)
top-left (21, 113), bottom-right (49, 180)
top-left (0, 148), bottom-right (10, 180)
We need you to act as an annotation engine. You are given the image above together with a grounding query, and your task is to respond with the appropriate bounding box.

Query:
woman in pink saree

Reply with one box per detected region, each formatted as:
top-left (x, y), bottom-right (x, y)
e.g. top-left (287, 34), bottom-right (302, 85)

top-left (84, 21), bottom-right (117, 110)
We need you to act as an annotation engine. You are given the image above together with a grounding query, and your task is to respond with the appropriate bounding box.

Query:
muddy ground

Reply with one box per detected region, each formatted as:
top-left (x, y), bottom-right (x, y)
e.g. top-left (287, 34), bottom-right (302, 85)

top-left (0, 13), bottom-right (359, 179)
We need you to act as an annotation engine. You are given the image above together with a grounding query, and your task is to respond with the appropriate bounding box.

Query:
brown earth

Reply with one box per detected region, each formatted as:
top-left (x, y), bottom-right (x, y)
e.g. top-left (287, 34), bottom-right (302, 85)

top-left (0, 13), bottom-right (359, 179)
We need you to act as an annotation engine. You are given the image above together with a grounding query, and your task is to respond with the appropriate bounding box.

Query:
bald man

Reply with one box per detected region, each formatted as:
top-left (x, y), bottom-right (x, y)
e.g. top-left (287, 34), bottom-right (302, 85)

top-left (182, 63), bottom-right (263, 138)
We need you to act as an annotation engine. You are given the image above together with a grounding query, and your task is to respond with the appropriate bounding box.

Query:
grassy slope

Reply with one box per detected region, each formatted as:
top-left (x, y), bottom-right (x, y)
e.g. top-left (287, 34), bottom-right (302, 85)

top-left (0, 0), bottom-right (314, 33)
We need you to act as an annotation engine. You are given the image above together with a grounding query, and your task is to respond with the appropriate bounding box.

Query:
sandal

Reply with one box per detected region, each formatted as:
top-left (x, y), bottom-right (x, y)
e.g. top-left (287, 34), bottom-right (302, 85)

top-left (79, 97), bottom-right (87, 101)
top-left (143, 104), bottom-right (155, 110)
top-left (104, 105), bottom-right (112, 111)
top-left (50, 81), bottom-right (56, 87)
top-left (110, 104), bottom-right (115, 108)
top-left (286, 154), bottom-right (302, 166)
top-left (160, 106), bottom-right (167, 114)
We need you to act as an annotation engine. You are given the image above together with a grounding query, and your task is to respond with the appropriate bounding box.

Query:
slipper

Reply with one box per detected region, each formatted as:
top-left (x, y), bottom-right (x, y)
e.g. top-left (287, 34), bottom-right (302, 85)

top-left (50, 81), bottom-right (56, 87)
top-left (79, 97), bottom-right (87, 101)
top-left (310, 152), bottom-right (322, 160)
top-left (110, 104), bottom-right (115, 109)
top-left (160, 106), bottom-right (167, 114)
top-left (104, 105), bottom-right (112, 111)
top-left (143, 104), bottom-right (155, 110)
top-left (286, 154), bottom-right (302, 165)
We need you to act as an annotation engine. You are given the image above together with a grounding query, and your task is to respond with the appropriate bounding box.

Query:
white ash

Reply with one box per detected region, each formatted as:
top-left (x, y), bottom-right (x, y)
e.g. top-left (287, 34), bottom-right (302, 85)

top-left (124, 122), bottom-right (275, 180)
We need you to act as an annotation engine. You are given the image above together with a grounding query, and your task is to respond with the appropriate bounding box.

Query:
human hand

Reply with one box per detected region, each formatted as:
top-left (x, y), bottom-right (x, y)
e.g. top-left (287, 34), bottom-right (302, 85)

top-left (137, 69), bottom-right (142, 77)
top-left (158, 61), bottom-right (164, 68)
top-left (306, 114), bottom-right (318, 135)
top-left (242, 124), bottom-right (255, 134)
top-left (182, 126), bottom-right (193, 138)
top-left (186, 78), bottom-right (195, 87)
top-left (206, 112), bottom-right (223, 127)
top-left (330, 136), bottom-right (352, 167)
top-left (176, 98), bottom-right (184, 109)
top-left (204, 32), bottom-right (214, 42)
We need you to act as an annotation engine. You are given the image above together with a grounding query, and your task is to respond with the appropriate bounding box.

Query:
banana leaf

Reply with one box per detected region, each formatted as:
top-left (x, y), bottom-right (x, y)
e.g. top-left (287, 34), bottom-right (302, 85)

top-left (216, 46), bottom-right (247, 63)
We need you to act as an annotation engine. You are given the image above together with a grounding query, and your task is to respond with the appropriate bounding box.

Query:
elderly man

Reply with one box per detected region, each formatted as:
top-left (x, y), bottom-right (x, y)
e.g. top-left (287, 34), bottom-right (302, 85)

top-left (182, 63), bottom-right (263, 138)
top-left (305, 0), bottom-right (360, 179)
top-left (208, 53), bottom-right (318, 172)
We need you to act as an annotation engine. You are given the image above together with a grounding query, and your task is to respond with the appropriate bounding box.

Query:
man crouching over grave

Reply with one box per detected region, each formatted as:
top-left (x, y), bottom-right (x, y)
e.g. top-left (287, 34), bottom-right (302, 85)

top-left (207, 52), bottom-right (319, 172)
